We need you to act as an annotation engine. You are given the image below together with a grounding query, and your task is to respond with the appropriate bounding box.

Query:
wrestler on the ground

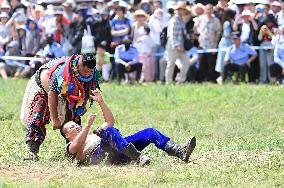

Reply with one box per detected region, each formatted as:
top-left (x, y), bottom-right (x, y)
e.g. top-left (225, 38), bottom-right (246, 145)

top-left (61, 90), bottom-right (196, 166)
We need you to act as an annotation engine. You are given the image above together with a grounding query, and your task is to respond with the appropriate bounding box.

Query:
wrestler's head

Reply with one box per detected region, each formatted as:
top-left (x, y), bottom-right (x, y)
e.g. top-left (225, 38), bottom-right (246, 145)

top-left (77, 53), bottom-right (96, 77)
top-left (60, 121), bottom-right (82, 142)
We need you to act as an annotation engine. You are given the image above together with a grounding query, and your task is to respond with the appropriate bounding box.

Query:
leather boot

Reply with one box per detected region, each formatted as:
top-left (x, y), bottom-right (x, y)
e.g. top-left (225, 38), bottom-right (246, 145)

top-left (164, 136), bottom-right (196, 163)
top-left (122, 143), bottom-right (150, 167)
top-left (23, 141), bottom-right (40, 161)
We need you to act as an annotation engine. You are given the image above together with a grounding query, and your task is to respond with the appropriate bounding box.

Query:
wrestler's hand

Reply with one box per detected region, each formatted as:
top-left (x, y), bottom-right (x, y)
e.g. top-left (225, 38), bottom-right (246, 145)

top-left (87, 113), bottom-right (96, 127)
top-left (91, 89), bottom-right (104, 104)
top-left (52, 119), bottom-right (62, 130)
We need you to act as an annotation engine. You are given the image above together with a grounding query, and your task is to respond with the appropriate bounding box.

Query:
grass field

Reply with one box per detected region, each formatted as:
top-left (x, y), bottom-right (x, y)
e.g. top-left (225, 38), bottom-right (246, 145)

top-left (0, 79), bottom-right (283, 187)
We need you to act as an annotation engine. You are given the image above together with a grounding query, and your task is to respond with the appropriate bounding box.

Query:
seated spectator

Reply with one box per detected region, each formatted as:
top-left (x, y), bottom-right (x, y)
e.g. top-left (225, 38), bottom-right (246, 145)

top-left (60, 89), bottom-right (196, 166)
top-left (96, 41), bottom-right (112, 82)
top-left (221, 32), bottom-right (257, 83)
top-left (0, 41), bottom-right (27, 79)
top-left (186, 39), bottom-right (200, 83)
top-left (114, 37), bottom-right (142, 84)
top-left (270, 27), bottom-right (284, 85)
top-left (43, 34), bottom-right (65, 60)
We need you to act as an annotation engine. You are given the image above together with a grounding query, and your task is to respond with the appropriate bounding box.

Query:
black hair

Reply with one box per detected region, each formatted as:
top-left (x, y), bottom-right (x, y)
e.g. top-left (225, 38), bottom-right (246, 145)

top-left (81, 53), bottom-right (96, 69)
top-left (60, 121), bottom-right (70, 143)
top-left (144, 24), bottom-right (150, 35)
top-left (222, 8), bottom-right (236, 25)
top-left (116, 7), bottom-right (126, 14)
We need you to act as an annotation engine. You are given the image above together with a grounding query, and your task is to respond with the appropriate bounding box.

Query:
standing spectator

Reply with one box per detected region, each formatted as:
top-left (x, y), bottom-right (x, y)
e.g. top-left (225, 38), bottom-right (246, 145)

top-left (277, 1), bottom-right (284, 27)
top-left (157, 1), bottom-right (177, 82)
top-left (32, 5), bottom-right (45, 26)
top-left (0, 12), bottom-right (12, 55)
top-left (194, 4), bottom-right (221, 82)
top-left (93, 8), bottom-right (112, 52)
top-left (63, 0), bottom-right (77, 23)
top-left (270, 26), bottom-right (284, 84)
top-left (140, 0), bottom-right (152, 15)
top-left (53, 7), bottom-right (71, 45)
top-left (69, 9), bottom-right (85, 55)
top-left (216, 8), bottom-right (236, 84)
top-left (149, 8), bottom-right (164, 81)
top-left (0, 1), bottom-right (11, 15)
top-left (96, 41), bottom-right (112, 82)
top-left (233, 9), bottom-right (258, 45)
top-left (114, 38), bottom-right (142, 84)
top-left (258, 14), bottom-right (277, 83)
top-left (41, 5), bottom-right (56, 35)
top-left (222, 32), bottom-right (257, 83)
top-left (269, 1), bottom-right (281, 18)
top-left (256, 4), bottom-right (271, 28)
top-left (110, 2), bottom-right (131, 50)
top-left (15, 25), bottom-right (27, 55)
top-left (131, 9), bottom-right (149, 46)
top-left (214, 0), bottom-right (229, 20)
top-left (134, 25), bottom-right (155, 82)
top-left (152, 0), bottom-right (162, 11)
top-left (165, 1), bottom-right (192, 84)
top-left (25, 18), bottom-right (40, 56)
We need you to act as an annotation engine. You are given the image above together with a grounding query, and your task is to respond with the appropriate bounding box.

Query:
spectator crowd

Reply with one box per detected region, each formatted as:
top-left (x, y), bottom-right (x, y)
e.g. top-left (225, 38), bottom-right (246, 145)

top-left (0, 0), bottom-right (284, 85)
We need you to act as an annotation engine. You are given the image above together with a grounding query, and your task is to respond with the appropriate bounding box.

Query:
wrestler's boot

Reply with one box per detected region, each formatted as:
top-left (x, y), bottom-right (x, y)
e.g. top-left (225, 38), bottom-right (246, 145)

top-left (23, 141), bottom-right (40, 161)
top-left (164, 136), bottom-right (196, 163)
top-left (122, 143), bottom-right (150, 167)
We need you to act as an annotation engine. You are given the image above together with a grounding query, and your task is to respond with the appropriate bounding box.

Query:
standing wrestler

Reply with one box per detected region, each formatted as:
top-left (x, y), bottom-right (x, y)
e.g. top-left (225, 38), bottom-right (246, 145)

top-left (20, 53), bottom-right (100, 161)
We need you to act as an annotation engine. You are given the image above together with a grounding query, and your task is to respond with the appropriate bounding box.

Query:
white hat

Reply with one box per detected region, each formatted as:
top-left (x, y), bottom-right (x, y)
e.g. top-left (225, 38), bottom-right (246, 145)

top-left (166, 0), bottom-right (176, 10)
top-left (45, 5), bottom-right (54, 15)
top-left (0, 12), bottom-right (9, 18)
top-left (119, 1), bottom-right (128, 8)
top-left (242, 9), bottom-right (253, 16)
top-left (1, 1), bottom-right (11, 9)
top-left (35, 5), bottom-right (44, 12)
top-left (272, 1), bottom-right (281, 6)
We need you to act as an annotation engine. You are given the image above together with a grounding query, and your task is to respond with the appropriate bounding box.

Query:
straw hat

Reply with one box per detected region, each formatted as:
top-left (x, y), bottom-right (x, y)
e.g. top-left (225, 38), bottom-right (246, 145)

top-left (133, 9), bottom-right (149, 19)
top-left (175, 1), bottom-right (187, 10)
top-left (191, 3), bottom-right (205, 16)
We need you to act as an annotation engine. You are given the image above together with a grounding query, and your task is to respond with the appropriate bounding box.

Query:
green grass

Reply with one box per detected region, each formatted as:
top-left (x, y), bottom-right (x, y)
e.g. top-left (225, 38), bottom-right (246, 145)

top-left (0, 79), bottom-right (283, 187)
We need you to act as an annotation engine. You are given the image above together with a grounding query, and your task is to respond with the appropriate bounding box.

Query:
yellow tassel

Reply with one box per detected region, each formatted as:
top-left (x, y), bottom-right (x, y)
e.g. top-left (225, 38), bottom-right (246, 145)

top-left (61, 82), bottom-right (68, 95)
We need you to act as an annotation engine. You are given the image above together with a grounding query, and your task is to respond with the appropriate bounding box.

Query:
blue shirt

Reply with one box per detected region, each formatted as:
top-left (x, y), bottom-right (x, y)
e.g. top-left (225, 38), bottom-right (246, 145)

top-left (274, 41), bottom-right (284, 68)
top-left (187, 47), bottom-right (200, 68)
top-left (43, 42), bottom-right (65, 58)
top-left (224, 43), bottom-right (257, 65)
top-left (111, 17), bottom-right (131, 42)
top-left (114, 44), bottom-right (139, 64)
